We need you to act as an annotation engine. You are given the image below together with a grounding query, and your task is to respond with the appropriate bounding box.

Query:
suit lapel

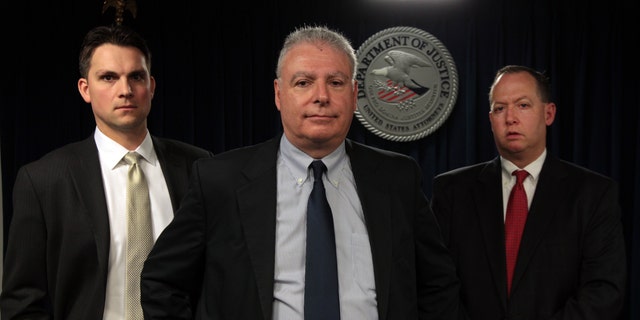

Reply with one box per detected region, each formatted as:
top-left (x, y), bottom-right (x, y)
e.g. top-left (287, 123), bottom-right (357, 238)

top-left (152, 137), bottom-right (189, 210)
top-left (346, 141), bottom-right (393, 318)
top-left (236, 138), bottom-right (279, 320)
top-left (476, 158), bottom-right (510, 307)
top-left (511, 156), bottom-right (567, 294)
top-left (71, 137), bottom-right (111, 273)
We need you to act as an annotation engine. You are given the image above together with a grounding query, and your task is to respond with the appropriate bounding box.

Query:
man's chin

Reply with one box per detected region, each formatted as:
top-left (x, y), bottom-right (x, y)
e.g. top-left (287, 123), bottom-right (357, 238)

top-left (500, 144), bottom-right (527, 156)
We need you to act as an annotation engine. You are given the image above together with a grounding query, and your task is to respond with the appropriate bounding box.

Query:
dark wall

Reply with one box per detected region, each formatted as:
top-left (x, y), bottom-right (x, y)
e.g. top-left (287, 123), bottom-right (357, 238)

top-left (1, 0), bottom-right (638, 318)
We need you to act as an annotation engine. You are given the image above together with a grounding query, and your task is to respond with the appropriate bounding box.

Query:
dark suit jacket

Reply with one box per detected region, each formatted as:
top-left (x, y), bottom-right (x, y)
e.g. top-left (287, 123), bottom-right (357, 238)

top-left (141, 135), bottom-right (464, 320)
top-left (0, 135), bottom-right (213, 320)
top-left (431, 155), bottom-right (627, 320)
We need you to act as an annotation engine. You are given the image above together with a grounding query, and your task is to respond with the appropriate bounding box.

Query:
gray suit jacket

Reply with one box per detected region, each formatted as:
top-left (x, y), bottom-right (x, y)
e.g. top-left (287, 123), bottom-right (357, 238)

top-left (0, 135), bottom-right (213, 319)
top-left (141, 135), bottom-right (464, 320)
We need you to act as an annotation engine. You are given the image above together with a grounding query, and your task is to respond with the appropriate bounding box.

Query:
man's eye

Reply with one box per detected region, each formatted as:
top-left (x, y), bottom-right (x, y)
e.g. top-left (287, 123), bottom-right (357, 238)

top-left (492, 106), bottom-right (504, 113)
top-left (130, 72), bottom-right (147, 82)
top-left (296, 80), bottom-right (310, 87)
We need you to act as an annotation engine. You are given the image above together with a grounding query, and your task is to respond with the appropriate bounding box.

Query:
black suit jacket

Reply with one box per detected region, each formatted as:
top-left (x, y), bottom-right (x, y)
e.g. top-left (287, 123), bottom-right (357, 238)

top-left (431, 155), bottom-right (627, 320)
top-left (141, 135), bottom-right (464, 320)
top-left (0, 135), bottom-right (213, 319)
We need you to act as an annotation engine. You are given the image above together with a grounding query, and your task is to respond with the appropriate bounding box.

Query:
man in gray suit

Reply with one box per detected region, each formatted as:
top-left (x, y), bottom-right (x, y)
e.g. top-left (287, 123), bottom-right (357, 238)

top-left (0, 25), bottom-right (213, 319)
top-left (141, 25), bottom-right (465, 319)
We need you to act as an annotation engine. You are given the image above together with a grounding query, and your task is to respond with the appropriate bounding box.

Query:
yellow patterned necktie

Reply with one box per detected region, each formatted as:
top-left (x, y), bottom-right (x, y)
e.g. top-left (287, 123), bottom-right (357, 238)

top-left (123, 152), bottom-right (153, 319)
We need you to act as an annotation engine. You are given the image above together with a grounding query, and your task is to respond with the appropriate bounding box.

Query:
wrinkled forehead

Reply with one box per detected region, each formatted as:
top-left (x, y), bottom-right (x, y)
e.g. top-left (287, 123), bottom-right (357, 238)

top-left (281, 43), bottom-right (352, 79)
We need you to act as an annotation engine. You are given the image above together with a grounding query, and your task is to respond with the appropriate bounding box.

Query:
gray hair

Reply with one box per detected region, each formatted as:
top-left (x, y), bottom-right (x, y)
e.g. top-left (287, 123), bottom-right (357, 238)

top-left (275, 25), bottom-right (357, 80)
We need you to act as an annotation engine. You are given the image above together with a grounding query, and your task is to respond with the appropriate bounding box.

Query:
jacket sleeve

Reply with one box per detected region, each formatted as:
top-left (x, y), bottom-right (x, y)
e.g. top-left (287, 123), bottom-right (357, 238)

top-left (141, 162), bottom-right (206, 320)
top-left (1, 166), bottom-right (51, 319)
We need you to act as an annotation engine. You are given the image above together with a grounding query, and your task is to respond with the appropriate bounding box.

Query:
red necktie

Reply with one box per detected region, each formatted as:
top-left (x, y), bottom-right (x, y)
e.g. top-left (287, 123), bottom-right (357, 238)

top-left (505, 169), bottom-right (529, 296)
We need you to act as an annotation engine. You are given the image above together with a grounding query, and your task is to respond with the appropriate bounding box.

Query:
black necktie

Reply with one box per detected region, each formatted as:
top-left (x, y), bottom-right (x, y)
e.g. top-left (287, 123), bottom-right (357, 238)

top-left (304, 160), bottom-right (340, 319)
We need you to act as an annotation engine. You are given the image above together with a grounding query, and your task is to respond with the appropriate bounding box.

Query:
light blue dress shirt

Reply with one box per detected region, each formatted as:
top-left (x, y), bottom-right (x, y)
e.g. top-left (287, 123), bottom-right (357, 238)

top-left (272, 135), bottom-right (378, 320)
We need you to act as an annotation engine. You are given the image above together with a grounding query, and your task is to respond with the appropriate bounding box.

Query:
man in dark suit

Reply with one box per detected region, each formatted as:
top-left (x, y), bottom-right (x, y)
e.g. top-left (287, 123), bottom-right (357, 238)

top-left (430, 65), bottom-right (627, 319)
top-left (0, 25), bottom-right (212, 319)
top-left (141, 25), bottom-right (464, 320)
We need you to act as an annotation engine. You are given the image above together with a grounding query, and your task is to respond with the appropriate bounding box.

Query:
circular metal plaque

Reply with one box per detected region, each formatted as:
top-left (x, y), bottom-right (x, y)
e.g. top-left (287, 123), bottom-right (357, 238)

top-left (355, 26), bottom-right (458, 142)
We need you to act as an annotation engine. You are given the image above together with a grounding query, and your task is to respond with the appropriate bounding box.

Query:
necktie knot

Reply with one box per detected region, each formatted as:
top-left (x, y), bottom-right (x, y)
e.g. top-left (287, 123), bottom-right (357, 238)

top-left (124, 151), bottom-right (142, 166)
top-left (513, 170), bottom-right (528, 185)
top-left (310, 160), bottom-right (327, 181)
top-left (125, 152), bottom-right (146, 188)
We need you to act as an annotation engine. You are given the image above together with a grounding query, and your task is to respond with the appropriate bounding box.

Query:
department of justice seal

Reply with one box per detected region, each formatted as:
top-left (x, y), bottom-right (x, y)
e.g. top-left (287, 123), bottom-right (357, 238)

top-left (355, 26), bottom-right (458, 142)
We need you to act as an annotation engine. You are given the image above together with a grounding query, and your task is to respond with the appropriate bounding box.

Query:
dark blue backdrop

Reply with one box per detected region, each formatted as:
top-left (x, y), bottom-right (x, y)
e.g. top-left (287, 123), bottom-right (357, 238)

top-left (1, 0), bottom-right (637, 318)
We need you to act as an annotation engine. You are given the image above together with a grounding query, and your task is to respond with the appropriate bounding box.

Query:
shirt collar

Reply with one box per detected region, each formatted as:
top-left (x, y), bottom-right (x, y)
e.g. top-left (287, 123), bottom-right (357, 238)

top-left (500, 149), bottom-right (546, 183)
top-left (278, 135), bottom-right (347, 186)
top-left (93, 127), bottom-right (157, 170)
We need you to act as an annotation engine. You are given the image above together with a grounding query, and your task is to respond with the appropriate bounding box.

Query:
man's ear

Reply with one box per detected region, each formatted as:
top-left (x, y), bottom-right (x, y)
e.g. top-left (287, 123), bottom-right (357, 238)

top-left (78, 78), bottom-right (91, 103)
top-left (545, 102), bottom-right (556, 126)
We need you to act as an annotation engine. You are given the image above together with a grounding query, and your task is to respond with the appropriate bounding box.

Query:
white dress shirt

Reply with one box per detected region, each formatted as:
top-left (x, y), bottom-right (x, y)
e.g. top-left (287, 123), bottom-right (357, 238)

top-left (94, 128), bottom-right (173, 320)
